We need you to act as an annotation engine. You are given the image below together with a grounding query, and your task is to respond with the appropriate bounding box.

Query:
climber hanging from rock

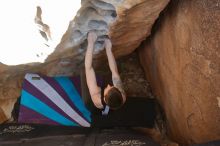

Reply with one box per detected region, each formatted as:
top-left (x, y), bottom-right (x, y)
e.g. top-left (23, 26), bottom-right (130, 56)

top-left (34, 6), bottom-right (52, 43)
top-left (85, 32), bottom-right (126, 112)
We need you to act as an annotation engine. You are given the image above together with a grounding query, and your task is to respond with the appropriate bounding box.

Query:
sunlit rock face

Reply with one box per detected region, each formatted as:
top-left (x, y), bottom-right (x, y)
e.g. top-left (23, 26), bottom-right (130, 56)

top-left (0, 63), bottom-right (43, 122)
top-left (0, 63), bottom-right (7, 73)
top-left (139, 0), bottom-right (220, 144)
top-left (0, 0), bottom-right (170, 123)
top-left (46, 0), bottom-right (170, 69)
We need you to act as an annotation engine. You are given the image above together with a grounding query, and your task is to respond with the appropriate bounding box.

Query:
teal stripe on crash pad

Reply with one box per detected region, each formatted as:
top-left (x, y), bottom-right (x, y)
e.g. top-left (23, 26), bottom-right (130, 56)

top-left (20, 90), bottom-right (78, 126)
top-left (54, 77), bottom-right (91, 122)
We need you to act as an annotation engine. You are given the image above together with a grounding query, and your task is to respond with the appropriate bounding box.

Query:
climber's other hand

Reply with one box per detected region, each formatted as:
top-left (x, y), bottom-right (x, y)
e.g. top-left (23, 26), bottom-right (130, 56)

top-left (88, 32), bottom-right (97, 44)
top-left (104, 39), bottom-right (112, 51)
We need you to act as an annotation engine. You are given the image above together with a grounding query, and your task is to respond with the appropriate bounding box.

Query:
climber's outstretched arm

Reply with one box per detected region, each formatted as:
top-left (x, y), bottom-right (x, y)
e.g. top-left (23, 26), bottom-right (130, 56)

top-left (85, 32), bottom-right (103, 109)
top-left (104, 39), bottom-right (119, 78)
top-left (104, 39), bottom-right (126, 103)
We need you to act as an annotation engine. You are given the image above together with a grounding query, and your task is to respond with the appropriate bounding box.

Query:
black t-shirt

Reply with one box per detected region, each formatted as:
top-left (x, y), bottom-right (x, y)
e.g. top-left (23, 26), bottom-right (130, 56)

top-left (81, 75), bottom-right (156, 128)
top-left (91, 97), bottom-right (156, 128)
top-left (83, 89), bottom-right (156, 128)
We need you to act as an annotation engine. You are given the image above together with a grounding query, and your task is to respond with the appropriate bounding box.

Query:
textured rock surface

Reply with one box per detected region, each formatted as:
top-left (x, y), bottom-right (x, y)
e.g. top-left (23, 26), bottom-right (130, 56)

top-left (139, 0), bottom-right (220, 144)
top-left (117, 53), bottom-right (153, 98)
top-left (96, 52), bottom-right (153, 98)
top-left (0, 63), bottom-right (7, 73)
top-left (46, 0), bottom-right (170, 68)
top-left (0, 63), bottom-right (41, 122)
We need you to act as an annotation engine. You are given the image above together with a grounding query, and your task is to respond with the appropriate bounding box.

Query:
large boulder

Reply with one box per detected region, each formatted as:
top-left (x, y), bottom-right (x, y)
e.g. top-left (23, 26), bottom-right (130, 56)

top-left (46, 0), bottom-right (170, 65)
top-left (139, 0), bottom-right (220, 144)
top-left (0, 0), bottom-right (169, 123)
top-left (0, 63), bottom-right (41, 122)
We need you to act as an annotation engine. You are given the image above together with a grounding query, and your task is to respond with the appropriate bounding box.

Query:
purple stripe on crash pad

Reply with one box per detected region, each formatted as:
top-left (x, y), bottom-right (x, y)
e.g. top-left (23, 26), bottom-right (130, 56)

top-left (18, 105), bottom-right (59, 125)
top-left (69, 76), bottom-right (81, 96)
top-left (40, 76), bottom-right (88, 123)
top-left (22, 79), bottom-right (78, 125)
